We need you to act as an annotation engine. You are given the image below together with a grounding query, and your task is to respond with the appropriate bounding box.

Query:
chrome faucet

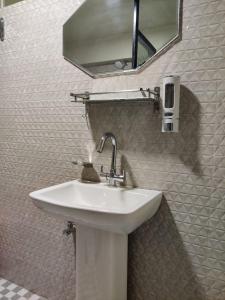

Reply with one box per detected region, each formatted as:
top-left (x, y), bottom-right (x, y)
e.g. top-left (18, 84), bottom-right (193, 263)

top-left (97, 132), bottom-right (125, 186)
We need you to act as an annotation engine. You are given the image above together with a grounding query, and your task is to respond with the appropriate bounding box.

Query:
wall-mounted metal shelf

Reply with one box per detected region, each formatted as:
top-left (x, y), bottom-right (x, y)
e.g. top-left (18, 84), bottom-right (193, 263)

top-left (70, 87), bottom-right (160, 128)
top-left (70, 87), bottom-right (160, 109)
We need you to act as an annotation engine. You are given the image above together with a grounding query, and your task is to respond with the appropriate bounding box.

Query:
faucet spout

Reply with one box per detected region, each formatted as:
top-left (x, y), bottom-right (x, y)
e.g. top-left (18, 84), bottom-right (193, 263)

top-left (97, 132), bottom-right (117, 173)
top-left (97, 132), bottom-right (126, 186)
top-left (97, 132), bottom-right (125, 186)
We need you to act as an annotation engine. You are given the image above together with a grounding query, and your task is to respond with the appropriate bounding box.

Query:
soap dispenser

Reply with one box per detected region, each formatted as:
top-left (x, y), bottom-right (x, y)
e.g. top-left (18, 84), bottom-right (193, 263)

top-left (162, 75), bottom-right (180, 132)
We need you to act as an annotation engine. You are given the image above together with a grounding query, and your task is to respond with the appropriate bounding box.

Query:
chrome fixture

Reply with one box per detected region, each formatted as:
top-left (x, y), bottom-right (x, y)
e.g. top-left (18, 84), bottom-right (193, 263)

top-left (97, 132), bottom-right (125, 186)
top-left (70, 87), bottom-right (160, 106)
top-left (63, 221), bottom-right (76, 236)
top-left (0, 18), bottom-right (4, 42)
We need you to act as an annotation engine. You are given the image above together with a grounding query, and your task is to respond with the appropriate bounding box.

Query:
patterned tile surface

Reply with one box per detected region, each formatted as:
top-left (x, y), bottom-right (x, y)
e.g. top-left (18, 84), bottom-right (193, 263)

top-left (0, 278), bottom-right (46, 300)
top-left (0, 0), bottom-right (225, 300)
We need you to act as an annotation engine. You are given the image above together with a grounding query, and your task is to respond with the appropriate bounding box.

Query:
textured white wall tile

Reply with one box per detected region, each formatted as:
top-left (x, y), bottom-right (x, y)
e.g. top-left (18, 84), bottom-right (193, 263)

top-left (0, 0), bottom-right (224, 300)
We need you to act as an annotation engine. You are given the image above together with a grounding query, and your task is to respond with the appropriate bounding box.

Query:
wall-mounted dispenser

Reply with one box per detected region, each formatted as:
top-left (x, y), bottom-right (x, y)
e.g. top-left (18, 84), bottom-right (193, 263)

top-left (162, 75), bottom-right (180, 132)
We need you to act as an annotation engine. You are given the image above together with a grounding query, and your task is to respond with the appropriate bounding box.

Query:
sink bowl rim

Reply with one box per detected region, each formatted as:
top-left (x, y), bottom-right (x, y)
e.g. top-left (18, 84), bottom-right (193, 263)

top-left (30, 180), bottom-right (162, 216)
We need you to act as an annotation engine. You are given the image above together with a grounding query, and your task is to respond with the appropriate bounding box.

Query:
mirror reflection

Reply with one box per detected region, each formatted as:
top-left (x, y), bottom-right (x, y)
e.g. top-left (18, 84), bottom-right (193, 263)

top-left (63, 0), bottom-right (181, 77)
top-left (3, 0), bottom-right (23, 6)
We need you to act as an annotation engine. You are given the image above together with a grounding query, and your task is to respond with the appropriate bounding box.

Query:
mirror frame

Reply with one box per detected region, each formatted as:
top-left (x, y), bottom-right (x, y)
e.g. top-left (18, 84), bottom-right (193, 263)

top-left (63, 0), bottom-right (183, 79)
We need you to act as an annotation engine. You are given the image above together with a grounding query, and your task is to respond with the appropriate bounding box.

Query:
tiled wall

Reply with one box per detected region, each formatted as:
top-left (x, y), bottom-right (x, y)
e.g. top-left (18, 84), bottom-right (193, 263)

top-left (0, 0), bottom-right (224, 299)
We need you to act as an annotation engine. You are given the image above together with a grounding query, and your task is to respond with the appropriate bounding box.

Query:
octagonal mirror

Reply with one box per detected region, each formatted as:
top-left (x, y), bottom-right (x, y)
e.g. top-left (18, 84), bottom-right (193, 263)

top-left (63, 0), bottom-right (182, 78)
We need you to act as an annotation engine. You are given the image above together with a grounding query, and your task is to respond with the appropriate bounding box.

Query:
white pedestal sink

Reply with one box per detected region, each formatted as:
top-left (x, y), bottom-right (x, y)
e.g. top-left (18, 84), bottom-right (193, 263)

top-left (30, 180), bottom-right (162, 300)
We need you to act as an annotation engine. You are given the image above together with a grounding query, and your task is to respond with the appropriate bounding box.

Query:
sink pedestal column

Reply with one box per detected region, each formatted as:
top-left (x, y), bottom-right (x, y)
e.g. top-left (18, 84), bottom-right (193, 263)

top-left (76, 225), bottom-right (128, 300)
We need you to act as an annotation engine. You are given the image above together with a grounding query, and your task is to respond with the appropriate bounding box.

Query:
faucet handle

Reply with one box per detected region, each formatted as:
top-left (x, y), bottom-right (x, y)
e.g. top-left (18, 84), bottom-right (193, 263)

top-left (115, 169), bottom-right (126, 182)
top-left (121, 169), bottom-right (126, 179)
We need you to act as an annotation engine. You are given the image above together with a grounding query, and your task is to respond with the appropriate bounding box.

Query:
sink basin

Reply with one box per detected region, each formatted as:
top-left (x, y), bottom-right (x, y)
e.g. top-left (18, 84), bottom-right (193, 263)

top-left (30, 180), bottom-right (162, 300)
top-left (30, 180), bottom-right (162, 234)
